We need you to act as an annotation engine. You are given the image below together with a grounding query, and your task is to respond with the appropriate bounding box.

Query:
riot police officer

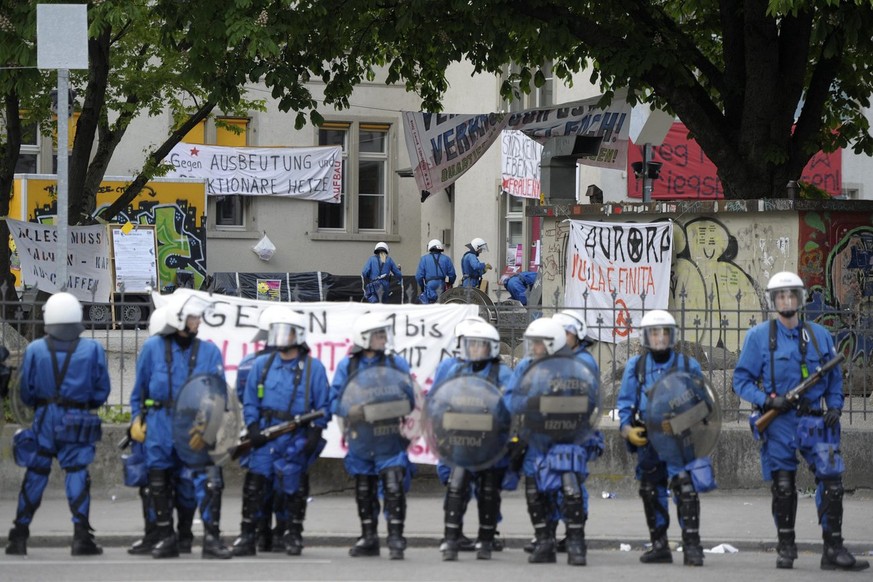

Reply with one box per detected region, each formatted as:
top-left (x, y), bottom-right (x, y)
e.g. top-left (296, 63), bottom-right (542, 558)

top-left (504, 271), bottom-right (537, 306)
top-left (362, 242), bottom-right (403, 303)
top-left (233, 306), bottom-right (286, 553)
top-left (504, 318), bottom-right (601, 566)
top-left (232, 308), bottom-right (329, 557)
top-left (616, 309), bottom-right (710, 567)
top-left (433, 320), bottom-right (512, 561)
top-left (733, 272), bottom-right (868, 571)
top-left (330, 313), bottom-right (416, 559)
top-left (129, 292), bottom-right (232, 559)
top-left (415, 239), bottom-right (456, 304)
top-left (6, 292), bottom-right (111, 556)
top-left (461, 237), bottom-right (491, 289)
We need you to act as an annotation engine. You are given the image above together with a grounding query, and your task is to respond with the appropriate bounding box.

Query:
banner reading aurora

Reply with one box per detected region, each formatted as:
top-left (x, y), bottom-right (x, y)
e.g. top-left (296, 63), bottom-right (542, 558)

top-left (403, 93), bottom-right (631, 194)
top-left (565, 220), bottom-right (673, 343)
top-left (164, 142), bottom-right (342, 202)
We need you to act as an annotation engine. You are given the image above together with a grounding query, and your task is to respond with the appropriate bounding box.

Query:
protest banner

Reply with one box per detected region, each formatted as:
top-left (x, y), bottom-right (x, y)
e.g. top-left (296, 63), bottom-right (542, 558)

top-left (501, 130), bottom-right (543, 199)
top-left (154, 290), bottom-right (477, 464)
top-left (164, 142), bottom-right (343, 202)
top-left (564, 220), bottom-right (673, 343)
top-left (7, 218), bottom-right (111, 302)
top-left (404, 93), bottom-right (631, 194)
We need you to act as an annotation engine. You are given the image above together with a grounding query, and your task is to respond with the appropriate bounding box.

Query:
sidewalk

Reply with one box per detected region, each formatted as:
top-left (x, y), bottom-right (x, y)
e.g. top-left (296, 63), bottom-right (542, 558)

top-left (2, 489), bottom-right (871, 554)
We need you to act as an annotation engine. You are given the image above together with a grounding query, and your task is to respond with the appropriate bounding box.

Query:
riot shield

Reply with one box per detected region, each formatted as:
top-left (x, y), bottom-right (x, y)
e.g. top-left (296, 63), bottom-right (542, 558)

top-left (511, 356), bottom-right (600, 452)
top-left (172, 374), bottom-right (241, 467)
top-left (336, 365), bottom-right (417, 459)
top-left (423, 374), bottom-right (511, 471)
top-left (645, 371), bottom-right (722, 465)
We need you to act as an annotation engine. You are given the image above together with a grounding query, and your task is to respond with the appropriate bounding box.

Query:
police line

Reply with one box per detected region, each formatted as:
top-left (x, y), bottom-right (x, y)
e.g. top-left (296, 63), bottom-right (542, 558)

top-left (153, 289), bottom-right (477, 464)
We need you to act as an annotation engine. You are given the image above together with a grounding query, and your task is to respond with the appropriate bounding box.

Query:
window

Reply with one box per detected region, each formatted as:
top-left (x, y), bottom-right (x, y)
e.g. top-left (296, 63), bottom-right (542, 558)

top-left (209, 117), bottom-right (250, 228)
top-left (317, 121), bottom-right (390, 232)
top-left (16, 118), bottom-right (39, 172)
top-left (503, 193), bottom-right (526, 271)
top-left (504, 61), bottom-right (554, 113)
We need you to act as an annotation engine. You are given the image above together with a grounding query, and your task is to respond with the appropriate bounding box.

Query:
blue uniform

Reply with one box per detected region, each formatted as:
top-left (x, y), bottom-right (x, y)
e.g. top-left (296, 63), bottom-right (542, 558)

top-left (504, 355), bottom-right (604, 514)
top-left (130, 335), bottom-right (225, 527)
top-left (14, 337), bottom-right (110, 527)
top-left (330, 352), bottom-right (415, 475)
top-left (416, 251), bottom-right (456, 304)
top-left (362, 255), bottom-right (402, 303)
top-left (461, 251), bottom-right (486, 288)
top-left (244, 351), bottom-right (330, 493)
top-left (617, 350), bottom-right (712, 555)
top-left (733, 319), bottom-right (844, 531)
top-left (505, 271), bottom-right (537, 305)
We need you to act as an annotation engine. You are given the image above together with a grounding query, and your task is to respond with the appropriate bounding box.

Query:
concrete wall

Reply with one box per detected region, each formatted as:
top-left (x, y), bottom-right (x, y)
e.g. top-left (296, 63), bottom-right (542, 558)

top-left (2, 424), bottom-right (869, 500)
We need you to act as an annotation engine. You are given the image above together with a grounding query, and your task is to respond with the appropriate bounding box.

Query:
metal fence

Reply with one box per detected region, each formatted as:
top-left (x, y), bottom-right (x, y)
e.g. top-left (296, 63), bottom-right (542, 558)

top-left (1, 291), bottom-right (871, 426)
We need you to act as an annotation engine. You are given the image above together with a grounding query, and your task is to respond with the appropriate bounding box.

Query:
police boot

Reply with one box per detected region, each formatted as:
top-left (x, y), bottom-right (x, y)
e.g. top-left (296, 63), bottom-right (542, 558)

top-left (177, 506), bottom-right (195, 554)
top-left (441, 468), bottom-right (467, 561)
top-left (256, 516), bottom-right (272, 553)
top-left (382, 467), bottom-right (407, 560)
top-left (202, 526), bottom-right (233, 560)
top-left (475, 471), bottom-right (500, 561)
top-left (566, 528), bottom-right (587, 566)
top-left (673, 474), bottom-right (703, 567)
top-left (71, 521), bottom-right (102, 556)
top-left (528, 526), bottom-right (557, 564)
top-left (232, 522), bottom-right (258, 557)
top-left (149, 470), bottom-right (179, 559)
top-left (639, 480), bottom-right (672, 564)
top-left (771, 470), bottom-right (797, 569)
top-left (560, 473), bottom-right (588, 566)
top-left (349, 475), bottom-right (380, 557)
top-left (128, 486), bottom-right (158, 555)
top-left (5, 523), bottom-right (29, 556)
top-left (270, 521), bottom-right (287, 553)
top-left (822, 534), bottom-right (870, 571)
top-left (285, 490), bottom-right (307, 556)
top-left (232, 472), bottom-right (265, 557)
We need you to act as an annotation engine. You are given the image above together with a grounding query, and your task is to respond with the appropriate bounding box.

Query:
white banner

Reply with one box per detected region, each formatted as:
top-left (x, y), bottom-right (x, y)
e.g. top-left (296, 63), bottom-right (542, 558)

top-left (564, 220), bottom-right (673, 344)
top-left (403, 93), bottom-right (631, 194)
top-left (501, 130), bottom-right (543, 199)
top-left (8, 218), bottom-right (111, 302)
top-left (164, 142), bottom-right (343, 203)
top-left (154, 290), bottom-right (477, 464)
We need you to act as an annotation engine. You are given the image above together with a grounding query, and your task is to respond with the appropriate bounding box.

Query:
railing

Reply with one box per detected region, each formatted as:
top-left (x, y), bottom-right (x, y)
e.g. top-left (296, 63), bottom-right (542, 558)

top-left (1, 287), bottom-right (870, 426)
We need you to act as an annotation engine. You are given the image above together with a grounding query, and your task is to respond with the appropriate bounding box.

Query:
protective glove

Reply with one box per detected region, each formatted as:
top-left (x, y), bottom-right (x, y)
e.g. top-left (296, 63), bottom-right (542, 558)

top-left (485, 263), bottom-right (492, 271)
top-left (246, 422), bottom-right (269, 448)
top-left (621, 425), bottom-right (648, 447)
top-left (763, 394), bottom-right (793, 412)
top-left (302, 426), bottom-right (324, 456)
top-left (507, 437), bottom-right (528, 473)
top-left (129, 415), bottom-right (147, 443)
top-left (188, 422), bottom-right (207, 451)
top-left (823, 408), bottom-right (841, 428)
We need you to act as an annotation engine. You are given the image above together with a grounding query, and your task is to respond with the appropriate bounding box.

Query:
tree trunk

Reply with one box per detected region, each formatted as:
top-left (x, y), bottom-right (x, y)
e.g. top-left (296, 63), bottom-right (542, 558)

top-left (0, 90), bottom-right (22, 310)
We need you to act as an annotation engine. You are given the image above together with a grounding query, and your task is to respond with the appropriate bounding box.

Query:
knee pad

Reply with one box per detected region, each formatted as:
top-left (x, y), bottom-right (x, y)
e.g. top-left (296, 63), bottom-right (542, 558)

top-left (670, 471), bottom-right (695, 497)
top-left (380, 467), bottom-right (404, 497)
top-left (205, 466), bottom-right (224, 493)
top-left (771, 470), bottom-right (795, 498)
top-left (446, 468), bottom-right (470, 497)
top-left (561, 472), bottom-right (582, 500)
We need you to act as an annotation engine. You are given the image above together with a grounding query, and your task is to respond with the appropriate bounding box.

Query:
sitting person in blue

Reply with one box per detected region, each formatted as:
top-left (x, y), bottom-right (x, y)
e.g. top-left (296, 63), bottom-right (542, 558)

top-left (616, 309), bottom-right (712, 567)
top-left (362, 242), bottom-right (402, 303)
top-left (416, 239), bottom-right (456, 304)
top-left (460, 237), bottom-right (491, 289)
top-left (504, 271), bottom-right (538, 306)
top-left (503, 318), bottom-right (603, 567)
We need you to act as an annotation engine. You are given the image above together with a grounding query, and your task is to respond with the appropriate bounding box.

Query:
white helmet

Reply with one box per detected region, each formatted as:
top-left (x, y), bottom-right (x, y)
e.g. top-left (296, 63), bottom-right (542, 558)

top-left (374, 242), bottom-right (389, 254)
top-left (352, 312), bottom-right (393, 352)
top-left (460, 320), bottom-right (500, 362)
top-left (252, 305), bottom-right (292, 343)
top-left (469, 237), bottom-right (488, 254)
top-left (44, 292), bottom-right (84, 340)
top-left (553, 310), bottom-right (588, 341)
top-left (165, 293), bottom-right (213, 333)
top-left (639, 309), bottom-right (677, 352)
top-left (523, 317), bottom-right (566, 358)
top-left (148, 306), bottom-right (172, 336)
top-left (427, 239), bottom-right (444, 252)
top-left (453, 315), bottom-right (487, 346)
top-left (766, 271), bottom-right (806, 316)
top-left (266, 307), bottom-right (307, 349)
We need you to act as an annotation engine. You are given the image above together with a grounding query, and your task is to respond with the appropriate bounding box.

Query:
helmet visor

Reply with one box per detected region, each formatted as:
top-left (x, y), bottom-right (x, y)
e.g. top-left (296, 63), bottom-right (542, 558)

top-left (461, 337), bottom-right (497, 362)
top-left (267, 323), bottom-right (301, 348)
top-left (524, 337), bottom-right (550, 359)
top-left (364, 326), bottom-right (393, 352)
top-left (642, 326), bottom-right (676, 351)
top-left (768, 288), bottom-right (805, 314)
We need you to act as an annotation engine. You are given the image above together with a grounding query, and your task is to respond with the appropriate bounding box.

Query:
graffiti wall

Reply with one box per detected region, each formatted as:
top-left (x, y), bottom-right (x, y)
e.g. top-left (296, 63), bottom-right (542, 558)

top-left (10, 177), bottom-right (207, 291)
top-left (799, 210), bottom-right (873, 376)
top-left (537, 200), bottom-right (801, 353)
